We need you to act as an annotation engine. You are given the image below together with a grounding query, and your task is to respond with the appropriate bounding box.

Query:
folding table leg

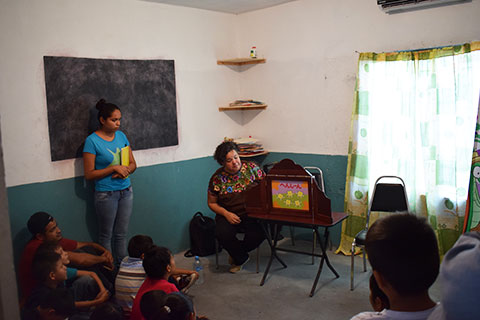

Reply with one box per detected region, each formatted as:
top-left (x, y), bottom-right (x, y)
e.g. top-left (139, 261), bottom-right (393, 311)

top-left (310, 227), bottom-right (339, 297)
top-left (259, 222), bottom-right (287, 286)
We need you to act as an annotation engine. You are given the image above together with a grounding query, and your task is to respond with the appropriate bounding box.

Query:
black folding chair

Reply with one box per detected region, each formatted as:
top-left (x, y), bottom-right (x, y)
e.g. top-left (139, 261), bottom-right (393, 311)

top-left (350, 176), bottom-right (408, 290)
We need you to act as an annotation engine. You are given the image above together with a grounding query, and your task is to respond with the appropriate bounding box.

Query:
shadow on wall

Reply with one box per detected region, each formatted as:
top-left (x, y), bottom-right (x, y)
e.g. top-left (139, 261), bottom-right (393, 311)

top-left (73, 158), bottom-right (97, 241)
top-left (220, 109), bottom-right (264, 126)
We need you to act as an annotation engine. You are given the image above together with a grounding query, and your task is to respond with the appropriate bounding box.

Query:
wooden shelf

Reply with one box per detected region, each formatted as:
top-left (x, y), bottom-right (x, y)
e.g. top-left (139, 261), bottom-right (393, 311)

top-left (239, 151), bottom-right (269, 158)
top-left (218, 104), bottom-right (267, 111)
top-left (217, 58), bottom-right (266, 66)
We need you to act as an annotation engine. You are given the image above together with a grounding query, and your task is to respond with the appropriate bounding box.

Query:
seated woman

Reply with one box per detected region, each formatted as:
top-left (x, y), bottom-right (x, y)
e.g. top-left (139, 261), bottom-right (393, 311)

top-left (207, 141), bottom-right (265, 273)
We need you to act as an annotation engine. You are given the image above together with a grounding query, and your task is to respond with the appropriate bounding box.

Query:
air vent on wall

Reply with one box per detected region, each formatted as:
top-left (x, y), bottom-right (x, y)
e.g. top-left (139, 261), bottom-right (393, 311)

top-left (378, 0), bottom-right (471, 14)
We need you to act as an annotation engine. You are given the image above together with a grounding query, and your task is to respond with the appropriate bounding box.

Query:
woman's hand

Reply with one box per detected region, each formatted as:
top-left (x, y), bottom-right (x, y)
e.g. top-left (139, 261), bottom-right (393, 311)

top-left (207, 192), bottom-right (242, 224)
top-left (83, 152), bottom-right (132, 181)
top-left (112, 165), bottom-right (130, 179)
top-left (225, 211), bottom-right (241, 224)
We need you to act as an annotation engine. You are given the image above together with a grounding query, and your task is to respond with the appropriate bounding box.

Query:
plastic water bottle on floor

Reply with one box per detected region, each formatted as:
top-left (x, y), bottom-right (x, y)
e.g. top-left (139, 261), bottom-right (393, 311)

top-left (193, 256), bottom-right (204, 285)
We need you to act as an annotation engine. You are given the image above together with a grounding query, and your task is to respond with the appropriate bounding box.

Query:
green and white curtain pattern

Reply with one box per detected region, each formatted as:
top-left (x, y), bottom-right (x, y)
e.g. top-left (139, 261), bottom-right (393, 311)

top-left (337, 42), bottom-right (480, 257)
top-left (464, 97), bottom-right (480, 233)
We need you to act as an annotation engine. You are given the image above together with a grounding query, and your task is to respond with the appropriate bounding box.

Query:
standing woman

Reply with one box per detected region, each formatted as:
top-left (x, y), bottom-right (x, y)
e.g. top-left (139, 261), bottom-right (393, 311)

top-left (83, 99), bottom-right (137, 266)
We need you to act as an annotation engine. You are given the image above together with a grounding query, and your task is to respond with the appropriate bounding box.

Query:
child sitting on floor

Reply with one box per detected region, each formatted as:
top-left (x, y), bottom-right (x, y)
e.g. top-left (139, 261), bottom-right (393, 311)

top-left (130, 246), bottom-right (178, 320)
top-left (140, 290), bottom-right (209, 320)
top-left (36, 241), bottom-right (107, 300)
top-left (350, 213), bottom-right (439, 320)
top-left (25, 250), bottom-right (109, 319)
top-left (90, 301), bottom-right (125, 320)
top-left (116, 235), bottom-right (198, 317)
top-left (22, 287), bottom-right (75, 320)
top-left (426, 231), bottom-right (480, 319)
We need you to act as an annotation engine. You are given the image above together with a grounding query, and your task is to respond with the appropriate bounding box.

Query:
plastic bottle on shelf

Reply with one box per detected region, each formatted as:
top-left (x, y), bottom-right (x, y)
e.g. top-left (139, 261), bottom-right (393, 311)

top-left (193, 256), bottom-right (204, 285)
top-left (250, 46), bottom-right (257, 58)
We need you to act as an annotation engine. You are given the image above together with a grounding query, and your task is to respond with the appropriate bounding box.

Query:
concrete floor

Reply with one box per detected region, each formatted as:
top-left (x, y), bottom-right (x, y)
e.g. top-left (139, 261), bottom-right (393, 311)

top-left (174, 238), bottom-right (442, 320)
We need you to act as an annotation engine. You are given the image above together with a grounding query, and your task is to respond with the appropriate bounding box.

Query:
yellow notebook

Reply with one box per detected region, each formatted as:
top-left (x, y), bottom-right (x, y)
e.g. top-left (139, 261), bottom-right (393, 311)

top-left (121, 146), bottom-right (130, 166)
top-left (121, 146), bottom-right (130, 179)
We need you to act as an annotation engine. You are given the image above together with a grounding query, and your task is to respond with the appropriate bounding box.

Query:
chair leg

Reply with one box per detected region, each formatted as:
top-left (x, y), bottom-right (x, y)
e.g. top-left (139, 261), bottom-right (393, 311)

top-left (289, 226), bottom-right (296, 246)
top-left (215, 239), bottom-right (219, 270)
top-left (350, 241), bottom-right (355, 291)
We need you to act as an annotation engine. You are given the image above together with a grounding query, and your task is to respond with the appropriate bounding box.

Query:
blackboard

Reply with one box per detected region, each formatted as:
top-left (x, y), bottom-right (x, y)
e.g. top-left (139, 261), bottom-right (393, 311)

top-left (44, 56), bottom-right (178, 161)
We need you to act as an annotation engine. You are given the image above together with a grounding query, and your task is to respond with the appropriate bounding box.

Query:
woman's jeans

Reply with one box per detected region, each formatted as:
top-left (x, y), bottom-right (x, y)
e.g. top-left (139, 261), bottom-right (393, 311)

top-left (94, 186), bottom-right (133, 265)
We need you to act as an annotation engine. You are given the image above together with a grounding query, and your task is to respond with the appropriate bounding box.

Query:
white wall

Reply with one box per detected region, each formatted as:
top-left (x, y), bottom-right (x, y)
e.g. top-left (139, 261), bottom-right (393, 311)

top-left (0, 0), bottom-right (242, 187)
top-left (235, 0), bottom-right (480, 155)
top-left (1, 0), bottom-right (480, 187)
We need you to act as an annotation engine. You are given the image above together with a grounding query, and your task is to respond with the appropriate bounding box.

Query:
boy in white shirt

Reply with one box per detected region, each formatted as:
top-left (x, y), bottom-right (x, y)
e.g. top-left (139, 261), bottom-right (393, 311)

top-left (351, 213), bottom-right (439, 320)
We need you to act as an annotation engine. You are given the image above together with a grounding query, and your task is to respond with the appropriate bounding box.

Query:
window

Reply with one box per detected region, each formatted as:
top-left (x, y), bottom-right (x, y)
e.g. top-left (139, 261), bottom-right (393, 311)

top-left (337, 43), bottom-right (480, 256)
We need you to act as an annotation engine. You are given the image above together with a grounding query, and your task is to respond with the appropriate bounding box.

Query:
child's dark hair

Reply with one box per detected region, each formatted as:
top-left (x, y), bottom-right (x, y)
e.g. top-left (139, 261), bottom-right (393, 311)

top-left (140, 291), bottom-right (194, 320)
top-left (36, 241), bottom-right (61, 257)
top-left (96, 98), bottom-right (120, 123)
top-left (142, 246), bottom-right (172, 279)
top-left (32, 251), bottom-right (62, 282)
top-left (39, 287), bottom-right (75, 318)
top-left (213, 141), bottom-right (239, 166)
top-left (369, 274), bottom-right (389, 310)
top-left (365, 213), bottom-right (439, 295)
top-left (90, 301), bottom-right (125, 320)
top-left (128, 235), bottom-right (154, 258)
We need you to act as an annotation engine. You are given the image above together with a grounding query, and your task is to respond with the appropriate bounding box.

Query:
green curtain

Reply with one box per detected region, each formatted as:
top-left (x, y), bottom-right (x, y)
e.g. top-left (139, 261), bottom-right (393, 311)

top-left (464, 98), bottom-right (480, 232)
top-left (337, 42), bottom-right (480, 257)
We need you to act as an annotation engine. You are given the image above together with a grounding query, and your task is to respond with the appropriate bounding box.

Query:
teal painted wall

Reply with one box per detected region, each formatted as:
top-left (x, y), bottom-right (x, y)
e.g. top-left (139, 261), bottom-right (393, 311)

top-left (8, 153), bottom-right (347, 267)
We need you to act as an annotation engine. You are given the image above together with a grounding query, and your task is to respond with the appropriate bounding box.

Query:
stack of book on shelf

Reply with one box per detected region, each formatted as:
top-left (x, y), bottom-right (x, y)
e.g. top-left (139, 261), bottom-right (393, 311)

top-left (219, 100), bottom-right (267, 111)
top-left (229, 100), bottom-right (265, 107)
top-left (233, 137), bottom-right (265, 157)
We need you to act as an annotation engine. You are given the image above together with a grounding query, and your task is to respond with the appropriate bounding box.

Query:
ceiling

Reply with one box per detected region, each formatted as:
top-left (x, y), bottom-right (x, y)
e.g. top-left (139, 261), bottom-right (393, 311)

top-left (138, 0), bottom-right (298, 14)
